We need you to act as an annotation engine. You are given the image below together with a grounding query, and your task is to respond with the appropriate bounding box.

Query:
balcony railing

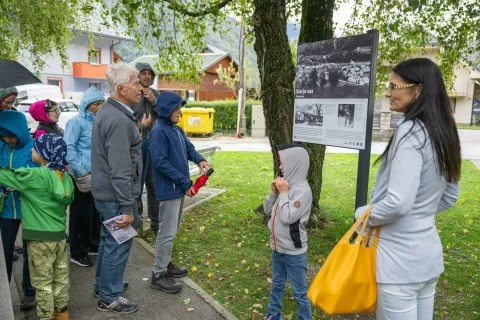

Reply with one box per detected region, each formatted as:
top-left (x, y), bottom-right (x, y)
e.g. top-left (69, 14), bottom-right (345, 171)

top-left (72, 62), bottom-right (108, 79)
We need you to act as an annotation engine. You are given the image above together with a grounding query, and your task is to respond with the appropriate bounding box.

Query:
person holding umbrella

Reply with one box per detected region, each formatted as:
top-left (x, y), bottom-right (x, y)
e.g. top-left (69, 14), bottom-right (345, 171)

top-left (0, 87), bottom-right (18, 112)
top-left (149, 91), bottom-right (210, 293)
top-left (29, 99), bottom-right (64, 138)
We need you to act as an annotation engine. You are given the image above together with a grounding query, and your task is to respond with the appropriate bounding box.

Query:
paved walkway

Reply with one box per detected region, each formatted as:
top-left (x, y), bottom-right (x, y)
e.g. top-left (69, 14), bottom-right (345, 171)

top-left (191, 128), bottom-right (480, 160)
top-left (11, 188), bottom-right (234, 320)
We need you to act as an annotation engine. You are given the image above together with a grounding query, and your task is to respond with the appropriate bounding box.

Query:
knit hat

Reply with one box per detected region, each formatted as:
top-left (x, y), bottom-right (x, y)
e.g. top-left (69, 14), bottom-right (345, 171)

top-left (0, 87), bottom-right (18, 105)
top-left (34, 133), bottom-right (67, 172)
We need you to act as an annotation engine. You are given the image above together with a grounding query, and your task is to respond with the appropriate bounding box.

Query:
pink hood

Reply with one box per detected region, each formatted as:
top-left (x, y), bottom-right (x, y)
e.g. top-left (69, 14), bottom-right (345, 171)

top-left (29, 100), bottom-right (53, 123)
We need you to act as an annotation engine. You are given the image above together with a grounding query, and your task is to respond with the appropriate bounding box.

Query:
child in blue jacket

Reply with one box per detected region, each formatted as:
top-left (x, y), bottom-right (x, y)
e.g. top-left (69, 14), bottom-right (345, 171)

top-left (0, 110), bottom-right (38, 309)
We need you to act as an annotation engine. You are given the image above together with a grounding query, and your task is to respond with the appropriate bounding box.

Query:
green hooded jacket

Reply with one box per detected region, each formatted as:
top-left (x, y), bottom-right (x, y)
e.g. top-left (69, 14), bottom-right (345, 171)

top-left (0, 166), bottom-right (74, 240)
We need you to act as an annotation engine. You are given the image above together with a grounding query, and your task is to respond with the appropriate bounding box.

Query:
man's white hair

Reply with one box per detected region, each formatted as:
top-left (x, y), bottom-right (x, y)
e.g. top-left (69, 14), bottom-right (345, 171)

top-left (106, 63), bottom-right (138, 96)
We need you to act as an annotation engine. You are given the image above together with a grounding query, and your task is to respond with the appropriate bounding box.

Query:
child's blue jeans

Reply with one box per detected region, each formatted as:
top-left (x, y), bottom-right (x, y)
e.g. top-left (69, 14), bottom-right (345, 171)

top-left (267, 250), bottom-right (312, 320)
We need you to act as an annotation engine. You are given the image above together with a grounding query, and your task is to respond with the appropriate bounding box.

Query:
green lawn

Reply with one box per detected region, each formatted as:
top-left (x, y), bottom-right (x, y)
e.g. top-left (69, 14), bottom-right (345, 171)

top-left (457, 125), bottom-right (480, 130)
top-left (143, 153), bottom-right (480, 320)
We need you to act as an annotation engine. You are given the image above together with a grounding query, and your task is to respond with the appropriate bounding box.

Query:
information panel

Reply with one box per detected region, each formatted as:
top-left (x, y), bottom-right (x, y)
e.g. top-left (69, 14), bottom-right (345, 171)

top-left (293, 33), bottom-right (376, 150)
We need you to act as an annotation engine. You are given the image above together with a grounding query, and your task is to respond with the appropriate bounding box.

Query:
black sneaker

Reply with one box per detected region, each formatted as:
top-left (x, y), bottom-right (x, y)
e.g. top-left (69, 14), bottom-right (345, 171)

top-left (150, 272), bottom-right (182, 294)
top-left (167, 262), bottom-right (188, 278)
top-left (71, 255), bottom-right (93, 267)
top-left (20, 296), bottom-right (36, 311)
top-left (97, 297), bottom-right (138, 314)
top-left (150, 225), bottom-right (159, 233)
top-left (94, 281), bottom-right (129, 298)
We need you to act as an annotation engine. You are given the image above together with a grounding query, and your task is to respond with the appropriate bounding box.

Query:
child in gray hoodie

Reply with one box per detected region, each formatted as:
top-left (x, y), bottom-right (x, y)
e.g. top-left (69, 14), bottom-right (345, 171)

top-left (263, 145), bottom-right (312, 320)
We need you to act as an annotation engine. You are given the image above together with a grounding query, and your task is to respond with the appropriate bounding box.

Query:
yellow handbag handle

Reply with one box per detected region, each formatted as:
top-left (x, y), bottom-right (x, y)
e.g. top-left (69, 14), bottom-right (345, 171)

top-left (345, 205), bottom-right (374, 244)
top-left (362, 225), bottom-right (381, 247)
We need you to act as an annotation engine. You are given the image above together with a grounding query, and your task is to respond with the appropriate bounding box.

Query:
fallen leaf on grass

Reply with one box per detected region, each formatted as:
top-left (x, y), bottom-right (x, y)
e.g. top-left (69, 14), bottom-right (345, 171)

top-left (245, 289), bottom-right (249, 294)
top-left (267, 278), bottom-right (272, 283)
top-left (207, 273), bottom-right (214, 278)
top-left (237, 242), bottom-right (243, 248)
top-left (241, 259), bottom-right (246, 264)
top-left (199, 226), bottom-right (205, 232)
top-left (234, 269), bottom-right (239, 273)
top-left (463, 229), bottom-right (469, 233)
top-left (191, 266), bottom-right (198, 272)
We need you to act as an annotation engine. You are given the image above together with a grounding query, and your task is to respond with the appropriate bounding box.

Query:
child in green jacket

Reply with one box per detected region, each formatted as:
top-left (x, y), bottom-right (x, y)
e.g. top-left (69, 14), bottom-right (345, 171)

top-left (0, 133), bottom-right (74, 320)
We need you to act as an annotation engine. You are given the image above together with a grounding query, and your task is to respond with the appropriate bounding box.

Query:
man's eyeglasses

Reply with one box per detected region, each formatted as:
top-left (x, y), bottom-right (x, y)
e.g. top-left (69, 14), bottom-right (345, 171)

top-left (387, 83), bottom-right (421, 91)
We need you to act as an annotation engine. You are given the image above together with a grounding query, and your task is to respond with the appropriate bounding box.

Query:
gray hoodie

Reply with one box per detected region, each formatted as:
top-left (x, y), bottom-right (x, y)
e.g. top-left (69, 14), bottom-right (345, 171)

top-left (263, 145), bottom-right (312, 255)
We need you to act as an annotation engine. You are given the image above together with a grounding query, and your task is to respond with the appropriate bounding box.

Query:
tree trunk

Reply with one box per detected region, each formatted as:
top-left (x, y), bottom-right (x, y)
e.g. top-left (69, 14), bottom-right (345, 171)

top-left (252, 0), bottom-right (334, 227)
top-left (297, 0), bottom-right (335, 227)
top-left (252, 0), bottom-right (295, 167)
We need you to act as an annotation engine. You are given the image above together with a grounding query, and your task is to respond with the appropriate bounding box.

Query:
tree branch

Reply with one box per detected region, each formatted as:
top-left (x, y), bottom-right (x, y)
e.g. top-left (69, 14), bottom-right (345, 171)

top-left (166, 0), bottom-right (233, 17)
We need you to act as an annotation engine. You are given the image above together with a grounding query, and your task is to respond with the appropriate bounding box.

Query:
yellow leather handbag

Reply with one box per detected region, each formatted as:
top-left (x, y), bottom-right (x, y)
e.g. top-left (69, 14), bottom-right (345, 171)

top-left (307, 206), bottom-right (380, 314)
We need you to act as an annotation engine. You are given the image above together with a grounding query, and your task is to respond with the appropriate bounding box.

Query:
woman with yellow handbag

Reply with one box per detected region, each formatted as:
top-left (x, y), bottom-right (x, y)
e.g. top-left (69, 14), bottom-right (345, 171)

top-left (308, 58), bottom-right (461, 319)
top-left (354, 58), bottom-right (461, 319)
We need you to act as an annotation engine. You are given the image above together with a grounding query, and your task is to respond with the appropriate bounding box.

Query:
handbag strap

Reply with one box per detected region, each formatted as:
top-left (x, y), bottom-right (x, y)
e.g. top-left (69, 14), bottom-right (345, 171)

top-left (361, 226), bottom-right (381, 247)
top-left (345, 205), bottom-right (374, 243)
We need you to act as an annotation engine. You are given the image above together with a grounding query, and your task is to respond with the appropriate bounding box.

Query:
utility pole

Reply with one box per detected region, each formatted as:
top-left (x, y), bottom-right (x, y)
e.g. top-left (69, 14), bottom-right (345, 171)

top-left (236, 20), bottom-right (246, 138)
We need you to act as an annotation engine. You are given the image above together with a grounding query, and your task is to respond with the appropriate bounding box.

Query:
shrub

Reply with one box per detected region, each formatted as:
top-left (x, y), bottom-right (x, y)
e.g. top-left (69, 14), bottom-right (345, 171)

top-left (184, 100), bottom-right (261, 134)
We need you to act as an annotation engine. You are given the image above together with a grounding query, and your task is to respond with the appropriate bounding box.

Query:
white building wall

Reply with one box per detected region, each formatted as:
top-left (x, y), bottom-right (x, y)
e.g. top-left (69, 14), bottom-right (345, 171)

top-left (18, 33), bottom-right (117, 94)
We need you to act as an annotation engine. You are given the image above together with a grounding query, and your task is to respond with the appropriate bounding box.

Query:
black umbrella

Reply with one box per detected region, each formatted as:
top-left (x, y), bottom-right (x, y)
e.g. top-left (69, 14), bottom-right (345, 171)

top-left (0, 60), bottom-right (42, 88)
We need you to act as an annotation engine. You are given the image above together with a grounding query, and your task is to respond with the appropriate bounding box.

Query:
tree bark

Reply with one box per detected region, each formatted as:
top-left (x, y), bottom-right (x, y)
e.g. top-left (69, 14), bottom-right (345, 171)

top-left (252, 0), bottom-right (295, 167)
top-left (298, 0), bottom-right (335, 227)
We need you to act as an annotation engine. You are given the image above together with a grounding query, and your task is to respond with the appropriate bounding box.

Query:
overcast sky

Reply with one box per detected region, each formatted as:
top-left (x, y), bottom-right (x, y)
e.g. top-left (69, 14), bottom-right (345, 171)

top-left (333, 1), bottom-right (354, 36)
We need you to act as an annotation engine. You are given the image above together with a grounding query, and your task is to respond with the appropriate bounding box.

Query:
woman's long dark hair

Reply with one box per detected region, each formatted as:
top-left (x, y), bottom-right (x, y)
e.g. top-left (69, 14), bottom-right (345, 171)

top-left (375, 58), bottom-right (461, 183)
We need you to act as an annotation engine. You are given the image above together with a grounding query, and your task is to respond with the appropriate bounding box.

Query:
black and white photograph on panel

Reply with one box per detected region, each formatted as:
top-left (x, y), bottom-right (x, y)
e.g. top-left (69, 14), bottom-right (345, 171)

top-left (337, 104), bottom-right (355, 129)
top-left (295, 102), bottom-right (324, 126)
top-left (295, 33), bottom-right (373, 99)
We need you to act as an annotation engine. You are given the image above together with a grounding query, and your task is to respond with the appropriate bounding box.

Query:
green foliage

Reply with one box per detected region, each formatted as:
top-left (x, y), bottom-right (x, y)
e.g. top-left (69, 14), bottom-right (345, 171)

top-left (342, 0), bottom-right (480, 95)
top-left (214, 61), bottom-right (240, 97)
top-left (290, 39), bottom-right (299, 66)
top-left (0, 0), bottom-right (91, 72)
top-left (143, 152), bottom-right (480, 319)
top-left (185, 100), bottom-right (261, 133)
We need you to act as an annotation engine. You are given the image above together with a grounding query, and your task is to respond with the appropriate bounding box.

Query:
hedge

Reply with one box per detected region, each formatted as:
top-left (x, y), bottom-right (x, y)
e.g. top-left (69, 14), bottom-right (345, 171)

top-left (184, 100), bottom-right (261, 133)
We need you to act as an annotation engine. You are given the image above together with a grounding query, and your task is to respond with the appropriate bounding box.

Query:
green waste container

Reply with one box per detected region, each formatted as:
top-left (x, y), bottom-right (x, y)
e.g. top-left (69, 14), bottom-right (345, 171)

top-left (180, 107), bottom-right (215, 135)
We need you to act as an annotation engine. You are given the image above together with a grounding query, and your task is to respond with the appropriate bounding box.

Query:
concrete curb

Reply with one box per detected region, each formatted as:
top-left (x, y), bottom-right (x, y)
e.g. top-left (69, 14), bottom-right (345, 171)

top-left (134, 237), bottom-right (238, 320)
top-left (473, 160), bottom-right (480, 171)
top-left (183, 188), bottom-right (227, 212)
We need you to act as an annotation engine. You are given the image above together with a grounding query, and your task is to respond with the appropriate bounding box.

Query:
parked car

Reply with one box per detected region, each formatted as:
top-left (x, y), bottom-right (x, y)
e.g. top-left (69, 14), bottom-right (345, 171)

top-left (15, 84), bottom-right (63, 105)
top-left (16, 99), bottom-right (80, 134)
